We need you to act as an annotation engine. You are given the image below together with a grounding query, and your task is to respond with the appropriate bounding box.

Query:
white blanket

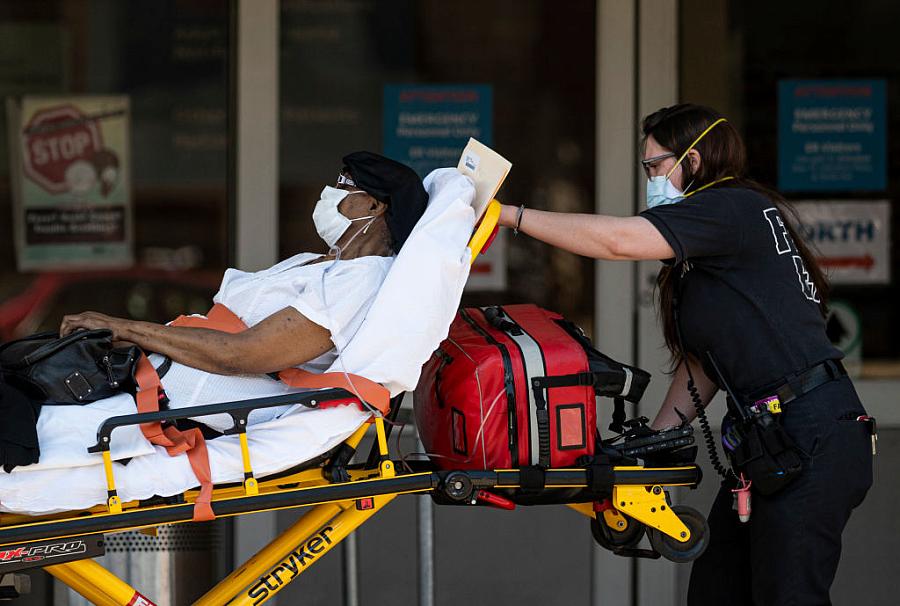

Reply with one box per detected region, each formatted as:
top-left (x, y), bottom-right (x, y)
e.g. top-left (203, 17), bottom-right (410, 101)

top-left (0, 405), bottom-right (370, 514)
top-left (320, 168), bottom-right (475, 397)
top-left (0, 168), bottom-right (477, 515)
top-left (15, 395), bottom-right (154, 473)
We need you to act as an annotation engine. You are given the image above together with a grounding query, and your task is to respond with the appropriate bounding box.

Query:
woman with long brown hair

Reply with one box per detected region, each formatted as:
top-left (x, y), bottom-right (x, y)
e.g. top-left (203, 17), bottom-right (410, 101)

top-left (498, 104), bottom-right (873, 605)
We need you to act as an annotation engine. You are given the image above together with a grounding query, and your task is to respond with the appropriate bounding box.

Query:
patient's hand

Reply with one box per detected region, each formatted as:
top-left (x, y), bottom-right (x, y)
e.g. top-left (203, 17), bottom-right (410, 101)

top-left (60, 311), bottom-right (127, 339)
top-left (62, 306), bottom-right (334, 375)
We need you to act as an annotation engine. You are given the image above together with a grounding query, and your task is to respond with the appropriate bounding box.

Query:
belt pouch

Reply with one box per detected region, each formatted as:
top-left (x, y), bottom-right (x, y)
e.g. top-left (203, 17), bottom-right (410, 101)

top-left (729, 414), bottom-right (802, 495)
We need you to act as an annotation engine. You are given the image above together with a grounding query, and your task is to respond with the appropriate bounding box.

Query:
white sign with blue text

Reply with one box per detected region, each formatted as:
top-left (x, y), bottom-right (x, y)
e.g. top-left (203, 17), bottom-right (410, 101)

top-left (793, 200), bottom-right (890, 285)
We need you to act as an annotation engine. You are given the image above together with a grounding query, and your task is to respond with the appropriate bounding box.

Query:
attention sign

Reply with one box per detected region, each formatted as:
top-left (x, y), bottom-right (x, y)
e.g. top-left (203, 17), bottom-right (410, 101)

top-left (6, 96), bottom-right (132, 271)
top-left (778, 79), bottom-right (886, 192)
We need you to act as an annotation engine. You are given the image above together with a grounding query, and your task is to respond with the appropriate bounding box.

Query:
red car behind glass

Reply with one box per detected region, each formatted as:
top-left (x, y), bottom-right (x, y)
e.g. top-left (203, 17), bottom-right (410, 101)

top-left (0, 269), bottom-right (220, 341)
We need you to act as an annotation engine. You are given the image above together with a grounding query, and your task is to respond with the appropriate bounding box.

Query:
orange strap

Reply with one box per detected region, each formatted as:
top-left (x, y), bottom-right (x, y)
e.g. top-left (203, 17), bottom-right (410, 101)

top-left (171, 304), bottom-right (390, 415)
top-left (134, 354), bottom-right (214, 521)
top-left (129, 303), bottom-right (389, 521)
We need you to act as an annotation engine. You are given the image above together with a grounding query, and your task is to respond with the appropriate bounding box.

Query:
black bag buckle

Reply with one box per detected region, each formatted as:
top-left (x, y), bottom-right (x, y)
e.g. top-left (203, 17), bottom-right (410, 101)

top-left (64, 371), bottom-right (94, 401)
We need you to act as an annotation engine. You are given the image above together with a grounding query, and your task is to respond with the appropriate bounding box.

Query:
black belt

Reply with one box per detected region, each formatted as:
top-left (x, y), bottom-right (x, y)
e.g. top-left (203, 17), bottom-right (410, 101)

top-left (749, 359), bottom-right (846, 406)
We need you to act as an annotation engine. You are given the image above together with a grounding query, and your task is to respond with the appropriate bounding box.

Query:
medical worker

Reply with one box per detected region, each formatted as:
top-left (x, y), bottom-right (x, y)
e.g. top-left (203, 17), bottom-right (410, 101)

top-left (497, 104), bottom-right (873, 606)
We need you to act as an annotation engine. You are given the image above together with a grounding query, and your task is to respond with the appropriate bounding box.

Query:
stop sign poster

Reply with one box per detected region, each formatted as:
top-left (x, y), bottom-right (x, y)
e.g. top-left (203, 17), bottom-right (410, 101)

top-left (793, 200), bottom-right (890, 285)
top-left (6, 96), bottom-right (132, 270)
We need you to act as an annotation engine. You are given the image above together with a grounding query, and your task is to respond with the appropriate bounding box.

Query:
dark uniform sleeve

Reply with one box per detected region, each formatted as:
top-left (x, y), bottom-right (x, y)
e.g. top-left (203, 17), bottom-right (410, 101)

top-left (639, 190), bottom-right (743, 264)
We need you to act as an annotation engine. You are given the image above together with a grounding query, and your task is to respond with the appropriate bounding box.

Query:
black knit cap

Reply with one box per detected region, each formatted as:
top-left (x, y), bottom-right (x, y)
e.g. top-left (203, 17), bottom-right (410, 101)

top-left (342, 151), bottom-right (428, 253)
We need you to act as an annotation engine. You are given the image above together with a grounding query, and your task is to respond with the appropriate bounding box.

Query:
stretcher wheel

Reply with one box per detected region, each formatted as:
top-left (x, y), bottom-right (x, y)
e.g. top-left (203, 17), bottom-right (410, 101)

top-left (590, 512), bottom-right (644, 550)
top-left (646, 505), bottom-right (709, 563)
top-left (443, 472), bottom-right (474, 502)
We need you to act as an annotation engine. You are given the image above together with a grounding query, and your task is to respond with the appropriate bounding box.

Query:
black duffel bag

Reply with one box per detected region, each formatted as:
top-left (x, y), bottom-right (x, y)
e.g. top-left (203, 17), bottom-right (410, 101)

top-left (0, 330), bottom-right (139, 403)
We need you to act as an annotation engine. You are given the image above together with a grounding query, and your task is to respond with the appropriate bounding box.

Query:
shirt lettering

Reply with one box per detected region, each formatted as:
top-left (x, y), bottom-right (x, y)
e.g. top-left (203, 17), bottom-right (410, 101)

top-left (762, 207), bottom-right (820, 304)
top-left (763, 207), bottom-right (792, 255)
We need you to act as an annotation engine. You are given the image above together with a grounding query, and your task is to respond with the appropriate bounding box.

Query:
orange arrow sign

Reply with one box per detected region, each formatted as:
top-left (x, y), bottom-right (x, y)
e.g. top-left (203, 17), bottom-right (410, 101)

top-left (818, 255), bottom-right (875, 270)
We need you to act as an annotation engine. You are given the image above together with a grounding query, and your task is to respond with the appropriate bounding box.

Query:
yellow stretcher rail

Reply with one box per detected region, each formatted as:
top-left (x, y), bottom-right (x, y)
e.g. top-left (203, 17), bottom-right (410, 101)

top-left (469, 199), bottom-right (502, 263)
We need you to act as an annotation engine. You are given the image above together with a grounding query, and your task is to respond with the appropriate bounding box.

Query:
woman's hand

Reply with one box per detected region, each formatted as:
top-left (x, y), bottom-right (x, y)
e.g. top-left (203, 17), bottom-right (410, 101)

top-left (60, 311), bottom-right (129, 339)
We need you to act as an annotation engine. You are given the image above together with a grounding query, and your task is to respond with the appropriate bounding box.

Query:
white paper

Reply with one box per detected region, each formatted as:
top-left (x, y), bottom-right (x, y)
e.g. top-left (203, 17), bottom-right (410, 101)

top-left (456, 138), bottom-right (511, 221)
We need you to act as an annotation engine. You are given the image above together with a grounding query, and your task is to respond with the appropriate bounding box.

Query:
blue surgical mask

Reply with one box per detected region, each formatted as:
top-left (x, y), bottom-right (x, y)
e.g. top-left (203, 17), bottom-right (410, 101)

top-left (646, 176), bottom-right (686, 209)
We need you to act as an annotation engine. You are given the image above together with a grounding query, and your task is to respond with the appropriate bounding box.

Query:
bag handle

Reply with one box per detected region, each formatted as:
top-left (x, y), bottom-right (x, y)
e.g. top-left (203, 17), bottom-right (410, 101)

top-left (0, 329), bottom-right (112, 369)
top-left (482, 306), bottom-right (519, 333)
top-left (0, 330), bottom-right (59, 357)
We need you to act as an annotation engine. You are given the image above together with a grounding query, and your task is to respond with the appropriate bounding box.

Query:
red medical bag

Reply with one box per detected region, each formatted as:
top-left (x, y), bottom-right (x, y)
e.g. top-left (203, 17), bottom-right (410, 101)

top-left (414, 304), bottom-right (650, 470)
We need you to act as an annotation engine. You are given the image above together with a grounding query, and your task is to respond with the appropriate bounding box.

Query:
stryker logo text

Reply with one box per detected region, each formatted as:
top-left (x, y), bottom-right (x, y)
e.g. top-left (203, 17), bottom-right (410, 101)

top-left (246, 526), bottom-right (335, 604)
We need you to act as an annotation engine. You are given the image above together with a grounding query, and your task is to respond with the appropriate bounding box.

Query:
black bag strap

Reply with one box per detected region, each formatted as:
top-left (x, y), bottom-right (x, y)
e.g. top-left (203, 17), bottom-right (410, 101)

top-left (0, 331), bottom-right (58, 363)
top-left (518, 465), bottom-right (546, 494)
top-left (608, 397), bottom-right (626, 434)
top-left (0, 329), bottom-right (112, 369)
top-left (553, 319), bottom-right (650, 403)
top-left (529, 379), bottom-right (551, 468)
top-left (155, 355), bottom-right (173, 380)
top-left (585, 451), bottom-right (614, 500)
top-left (433, 348), bottom-right (453, 410)
top-left (531, 373), bottom-right (595, 390)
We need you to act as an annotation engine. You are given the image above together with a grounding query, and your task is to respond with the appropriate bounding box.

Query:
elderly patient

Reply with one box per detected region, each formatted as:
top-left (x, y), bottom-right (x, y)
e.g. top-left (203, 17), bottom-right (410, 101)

top-left (59, 151), bottom-right (427, 430)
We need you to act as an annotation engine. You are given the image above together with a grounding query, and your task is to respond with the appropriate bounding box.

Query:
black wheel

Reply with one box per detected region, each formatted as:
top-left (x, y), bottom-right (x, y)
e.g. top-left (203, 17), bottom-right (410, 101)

top-left (647, 505), bottom-right (709, 563)
top-left (442, 472), bottom-right (474, 502)
top-left (590, 510), bottom-right (645, 550)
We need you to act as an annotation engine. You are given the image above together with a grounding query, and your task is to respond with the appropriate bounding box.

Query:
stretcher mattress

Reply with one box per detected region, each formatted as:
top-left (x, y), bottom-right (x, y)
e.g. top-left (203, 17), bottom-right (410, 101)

top-left (0, 402), bottom-right (370, 515)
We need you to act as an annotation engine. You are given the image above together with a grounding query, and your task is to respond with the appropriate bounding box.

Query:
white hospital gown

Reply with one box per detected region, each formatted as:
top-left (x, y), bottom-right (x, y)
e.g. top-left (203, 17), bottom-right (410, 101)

top-left (153, 252), bottom-right (393, 430)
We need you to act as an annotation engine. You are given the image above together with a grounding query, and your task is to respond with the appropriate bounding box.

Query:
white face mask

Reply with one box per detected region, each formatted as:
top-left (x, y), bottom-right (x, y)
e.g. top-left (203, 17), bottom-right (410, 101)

top-left (313, 186), bottom-right (374, 248)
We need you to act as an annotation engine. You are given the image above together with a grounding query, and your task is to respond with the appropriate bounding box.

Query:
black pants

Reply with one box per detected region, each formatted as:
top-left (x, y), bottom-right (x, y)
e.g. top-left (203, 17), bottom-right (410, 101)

top-left (687, 376), bottom-right (873, 606)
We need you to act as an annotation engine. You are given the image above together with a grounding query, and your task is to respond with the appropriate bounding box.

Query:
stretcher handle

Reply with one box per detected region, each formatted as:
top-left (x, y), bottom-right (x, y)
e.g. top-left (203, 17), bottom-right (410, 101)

top-left (87, 388), bottom-right (354, 453)
top-left (468, 199), bottom-right (502, 264)
top-left (456, 466), bottom-right (702, 489)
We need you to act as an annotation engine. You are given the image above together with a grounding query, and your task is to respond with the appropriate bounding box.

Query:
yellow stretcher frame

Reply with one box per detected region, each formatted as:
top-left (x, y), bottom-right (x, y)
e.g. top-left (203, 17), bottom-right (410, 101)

top-left (0, 202), bottom-right (704, 604)
top-left (5, 412), bottom-right (700, 606)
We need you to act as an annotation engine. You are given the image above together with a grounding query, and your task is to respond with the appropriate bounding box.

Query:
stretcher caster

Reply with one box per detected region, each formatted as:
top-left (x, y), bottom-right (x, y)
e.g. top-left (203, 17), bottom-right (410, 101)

top-left (442, 471), bottom-right (475, 502)
top-left (591, 511), bottom-right (644, 550)
top-left (646, 505), bottom-right (709, 563)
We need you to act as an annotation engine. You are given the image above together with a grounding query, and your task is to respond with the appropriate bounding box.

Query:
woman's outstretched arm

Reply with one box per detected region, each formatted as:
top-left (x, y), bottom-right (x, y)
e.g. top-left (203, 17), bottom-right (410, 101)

top-left (498, 204), bottom-right (674, 261)
top-left (59, 307), bottom-right (333, 375)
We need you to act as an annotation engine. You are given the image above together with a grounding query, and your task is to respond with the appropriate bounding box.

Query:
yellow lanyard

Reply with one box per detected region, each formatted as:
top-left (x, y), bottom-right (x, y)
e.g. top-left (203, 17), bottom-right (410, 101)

top-left (665, 117), bottom-right (729, 180)
top-left (683, 176), bottom-right (735, 198)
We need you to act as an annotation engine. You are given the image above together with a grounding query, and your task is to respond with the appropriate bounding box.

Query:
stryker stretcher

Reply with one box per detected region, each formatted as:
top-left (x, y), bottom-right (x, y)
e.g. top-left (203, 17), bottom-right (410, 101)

top-left (0, 194), bottom-right (708, 605)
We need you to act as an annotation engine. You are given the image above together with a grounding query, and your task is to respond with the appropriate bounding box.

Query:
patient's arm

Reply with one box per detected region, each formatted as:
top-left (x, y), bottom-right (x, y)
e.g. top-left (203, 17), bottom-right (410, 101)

top-left (59, 307), bottom-right (334, 375)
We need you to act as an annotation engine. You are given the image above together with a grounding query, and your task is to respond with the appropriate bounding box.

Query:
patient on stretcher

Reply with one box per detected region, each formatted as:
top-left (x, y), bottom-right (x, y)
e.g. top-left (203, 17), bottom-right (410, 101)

top-left (0, 157), bottom-right (477, 515)
top-left (57, 152), bottom-right (426, 431)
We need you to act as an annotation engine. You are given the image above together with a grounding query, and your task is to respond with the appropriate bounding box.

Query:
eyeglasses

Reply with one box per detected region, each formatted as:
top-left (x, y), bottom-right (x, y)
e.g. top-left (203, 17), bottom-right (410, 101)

top-left (640, 152), bottom-right (676, 177)
top-left (337, 173), bottom-right (356, 187)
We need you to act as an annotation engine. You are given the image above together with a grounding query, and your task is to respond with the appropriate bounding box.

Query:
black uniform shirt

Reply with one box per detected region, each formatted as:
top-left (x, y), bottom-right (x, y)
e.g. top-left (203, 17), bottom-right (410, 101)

top-left (640, 186), bottom-right (842, 396)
